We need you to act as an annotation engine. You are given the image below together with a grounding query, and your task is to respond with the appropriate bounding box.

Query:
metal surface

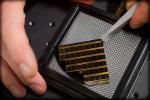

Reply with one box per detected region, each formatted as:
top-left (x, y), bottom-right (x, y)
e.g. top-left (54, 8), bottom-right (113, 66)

top-left (48, 12), bottom-right (141, 98)
top-left (127, 53), bottom-right (150, 99)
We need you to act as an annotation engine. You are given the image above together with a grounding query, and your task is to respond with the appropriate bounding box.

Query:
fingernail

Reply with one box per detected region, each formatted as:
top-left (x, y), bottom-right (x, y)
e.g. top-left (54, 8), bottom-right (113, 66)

top-left (19, 63), bottom-right (46, 95)
top-left (30, 84), bottom-right (45, 95)
top-left (10, 86), bottom-right (26, 98)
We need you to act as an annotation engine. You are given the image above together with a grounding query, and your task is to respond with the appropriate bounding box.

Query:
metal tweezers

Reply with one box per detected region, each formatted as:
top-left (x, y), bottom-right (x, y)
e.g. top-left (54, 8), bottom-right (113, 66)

top-left (101, 4), bottom-right (137, 42)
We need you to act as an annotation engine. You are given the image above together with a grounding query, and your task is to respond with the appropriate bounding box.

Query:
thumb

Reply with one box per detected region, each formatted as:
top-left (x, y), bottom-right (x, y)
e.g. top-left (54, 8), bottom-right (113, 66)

top-left (1, 0), bottom-right (46, 95)
top-left (127, 1), bottom-right (150, 29)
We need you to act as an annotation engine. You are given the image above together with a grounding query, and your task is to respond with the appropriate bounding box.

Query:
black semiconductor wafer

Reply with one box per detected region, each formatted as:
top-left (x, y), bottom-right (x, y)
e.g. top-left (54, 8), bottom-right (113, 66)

top-left (58, 39), bottom-right (109, 86)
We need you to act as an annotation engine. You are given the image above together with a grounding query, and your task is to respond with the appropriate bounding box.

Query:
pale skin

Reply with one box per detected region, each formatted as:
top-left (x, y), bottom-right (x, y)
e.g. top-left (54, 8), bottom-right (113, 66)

top-left (0, 0), bottom-right (149, 98)
top-left (126, 0), bottom-right (149, 28)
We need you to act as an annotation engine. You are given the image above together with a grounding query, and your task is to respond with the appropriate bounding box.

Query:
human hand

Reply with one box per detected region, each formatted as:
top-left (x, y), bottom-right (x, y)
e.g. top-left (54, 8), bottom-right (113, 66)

top-left (0, 0), bottom-right (94, 98)
top-left (126, 0), bottom-right (150, 29)
top-left (1, 0), bottom-right (47, 98)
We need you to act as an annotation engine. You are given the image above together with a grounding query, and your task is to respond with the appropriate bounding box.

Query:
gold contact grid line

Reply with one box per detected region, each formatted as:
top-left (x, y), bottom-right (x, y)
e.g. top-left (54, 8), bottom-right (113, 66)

top-left (59, 39), bottom-right (101, 47)
top-left (83, 72), bottom-right (109, 77)
top-left (59, 40), bottom-right (102, 49)
top-left (64, 53), bottom-right (105, 61)
top-left (59, 39), bottom-right (102, 48)
top-left (82, 65), bottom-right (107, 71)
top-left (67, 65), bottom-right (108, 72)
top-left (66, 59), bottom-right (106, 67)
top-left (59, 47), bottom-right (104, 56)
top-left (85, 78), bottom-right (110, 82)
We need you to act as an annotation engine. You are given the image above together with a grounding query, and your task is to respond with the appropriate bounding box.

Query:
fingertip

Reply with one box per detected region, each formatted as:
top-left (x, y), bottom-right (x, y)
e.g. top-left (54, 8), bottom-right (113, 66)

top-left (129, 20), bottom-right (138, 29)
top-left (129, 19), bottom-right (146, 29)
top-left (129, 1), bottom-right (149, 29)
top-left (129, 15), bottom-right (141, 29)
top-left (28, 72), bottom-right (47, 95)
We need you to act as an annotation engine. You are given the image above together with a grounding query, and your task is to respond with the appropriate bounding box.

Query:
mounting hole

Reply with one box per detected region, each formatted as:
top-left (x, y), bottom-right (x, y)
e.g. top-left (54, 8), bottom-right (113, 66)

top-left (45, 42), bottom-right (49, 46)
top-left (28, 21), bottom-right (34, 26)
top-left (49, 21), bottom-right (55, 27)
top-left (132, 92), bottom-right (139, 98)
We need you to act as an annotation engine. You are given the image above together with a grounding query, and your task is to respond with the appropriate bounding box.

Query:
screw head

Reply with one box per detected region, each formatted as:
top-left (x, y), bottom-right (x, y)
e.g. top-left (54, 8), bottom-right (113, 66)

top-left (28, 21), bottom-right (34, 26)
top-left (132, 92), bottom-right (139, 98)
top-left (45, 42), bottom-right (49, 46)
top-left (49, 22), bottom-right (54, 27)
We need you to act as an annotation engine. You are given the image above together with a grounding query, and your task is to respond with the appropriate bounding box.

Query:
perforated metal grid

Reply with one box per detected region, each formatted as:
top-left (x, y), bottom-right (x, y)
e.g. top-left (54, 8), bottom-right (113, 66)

top-left (48, 12), bottom-right (141, 98)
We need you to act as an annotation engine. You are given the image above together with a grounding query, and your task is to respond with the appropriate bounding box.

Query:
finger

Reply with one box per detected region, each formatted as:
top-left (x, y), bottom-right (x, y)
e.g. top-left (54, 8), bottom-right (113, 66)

top-left (0, 58), bottom-right (26, 98)
top-left (129, 1), bottom-right (150, 29)
top-left (126, 0), bottom-right (136, 10)
top-left (2, 43), bottom-right (47, 95)
top-left (71, 0), bottom-right (95, 5)
top-left (1, 1), bottom-right (47, 95)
